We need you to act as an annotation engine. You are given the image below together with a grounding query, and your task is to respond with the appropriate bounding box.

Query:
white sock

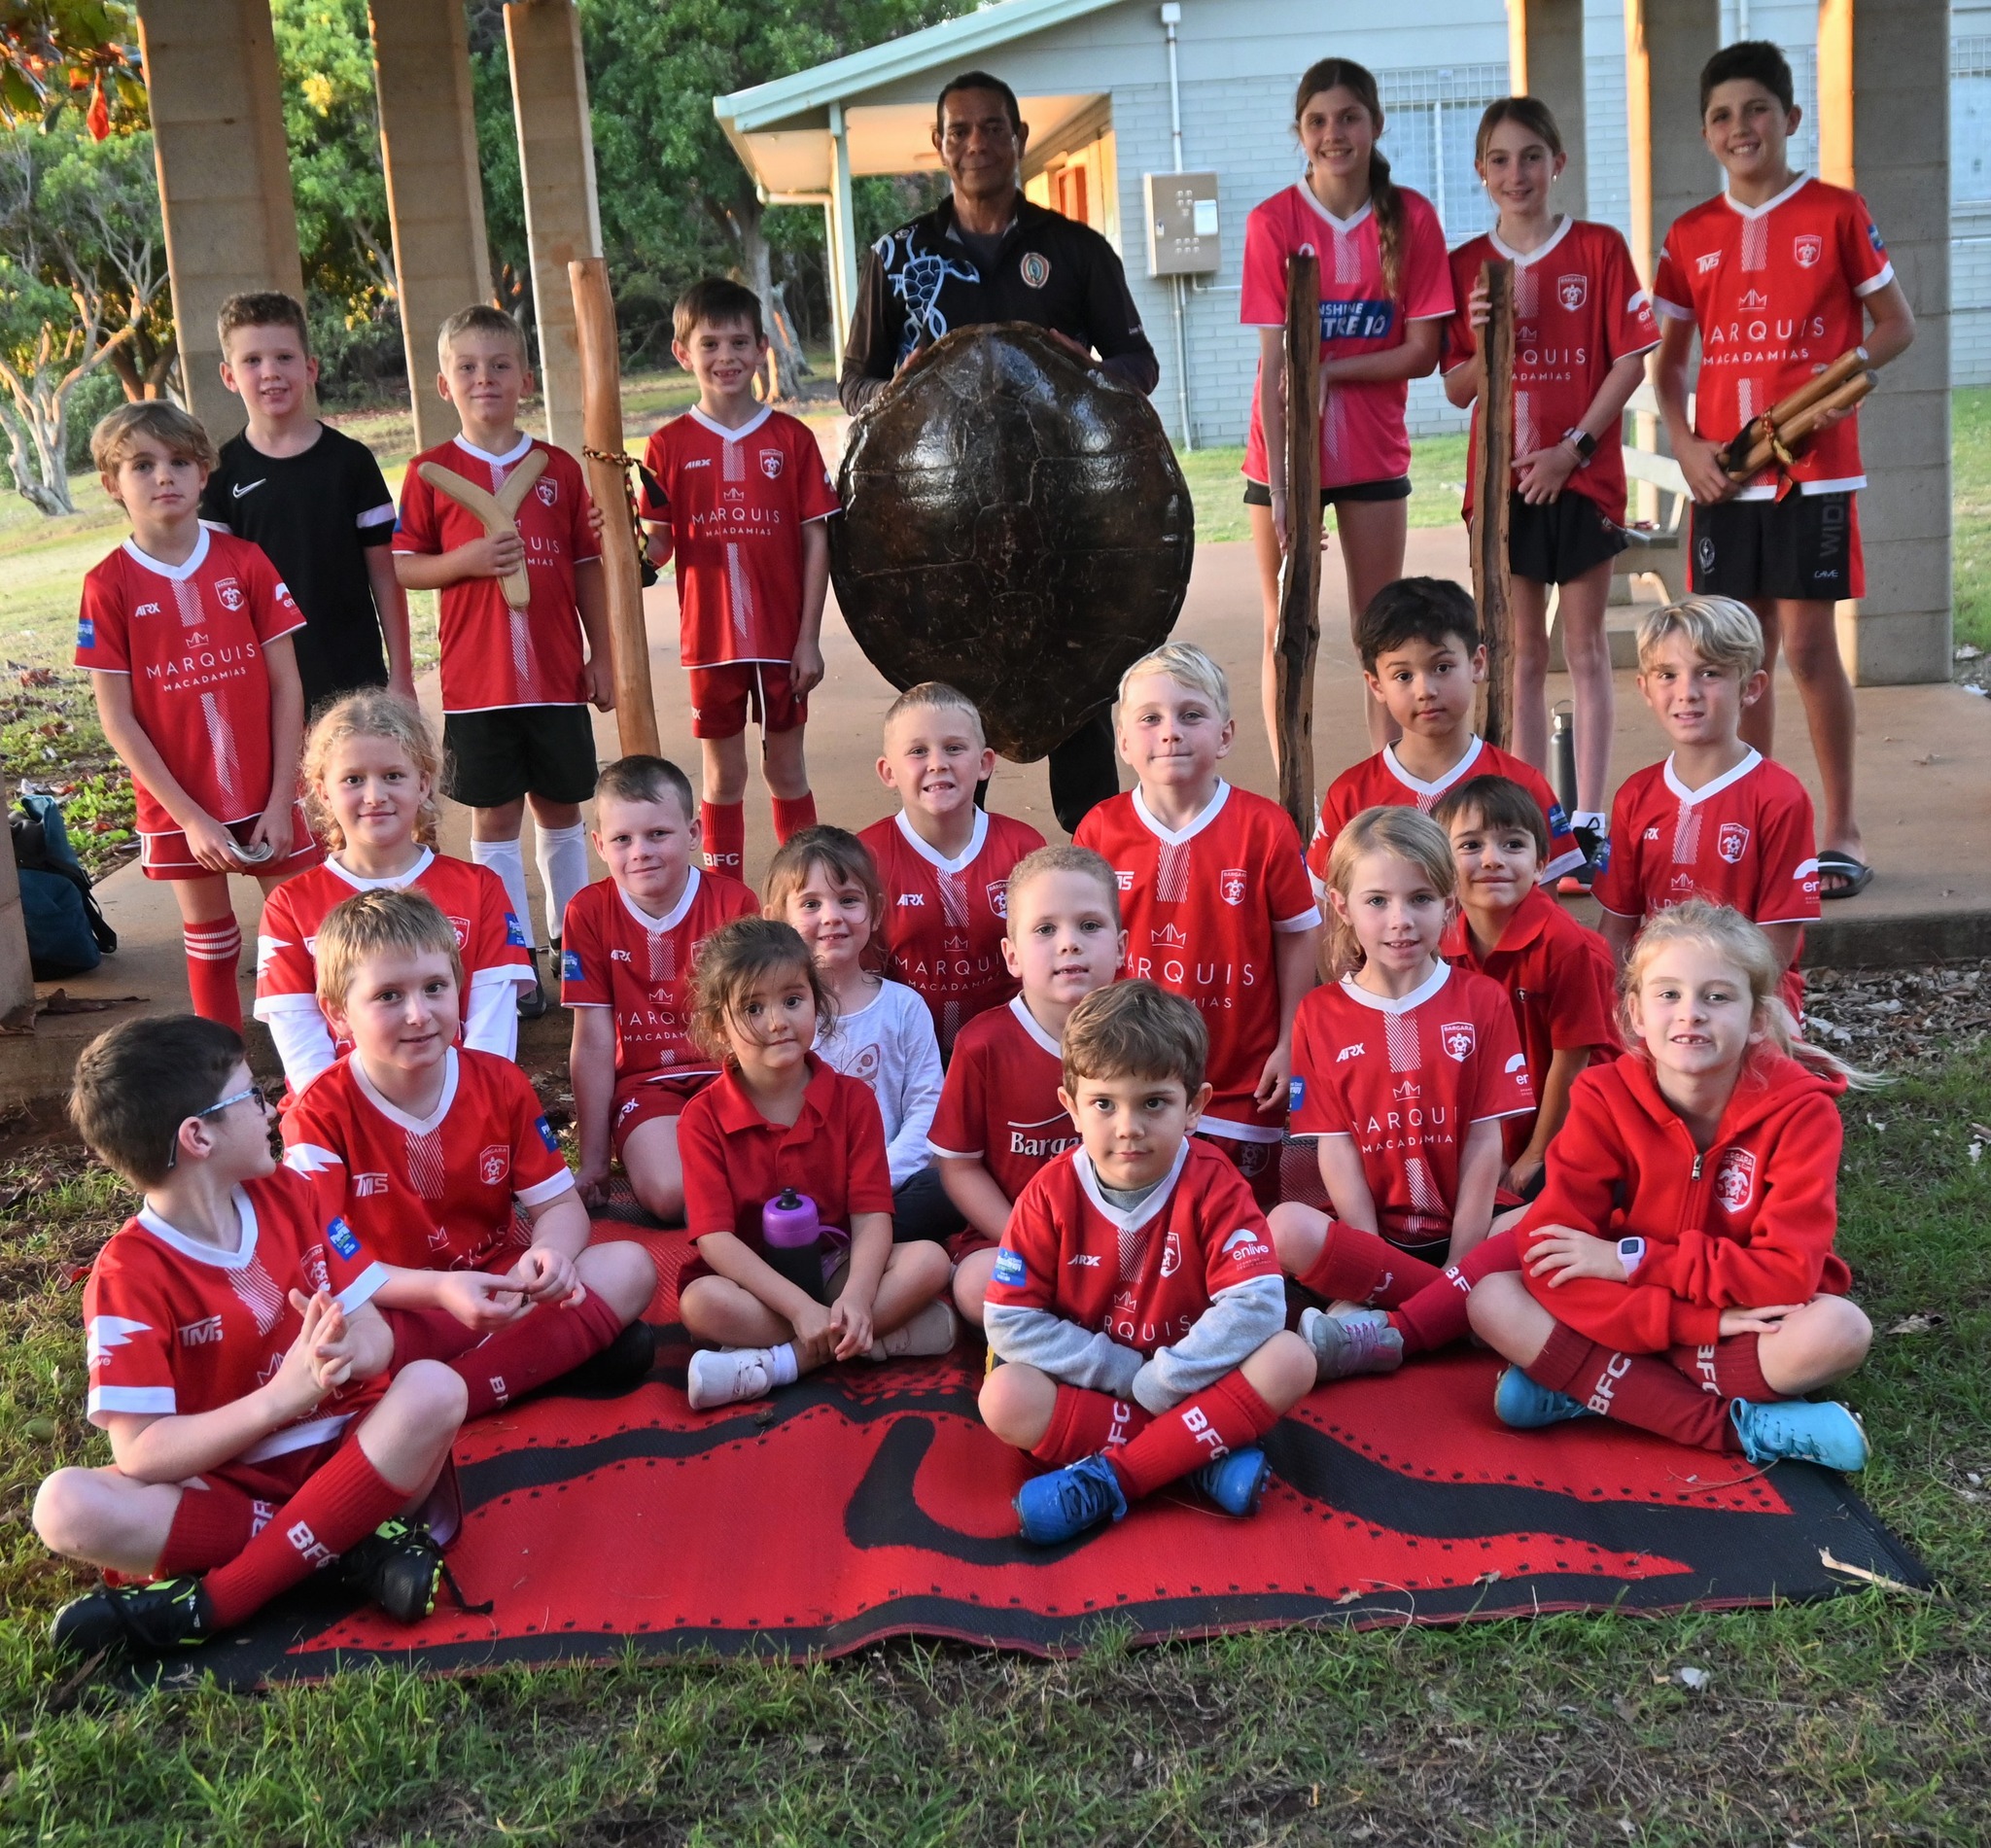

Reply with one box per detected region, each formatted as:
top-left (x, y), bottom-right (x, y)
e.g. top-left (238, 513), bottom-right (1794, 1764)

top-left (1572, 811), bottom-right (1609, 835)
top-left (535, 821), bottom-right (589, 947)
top-left (472, 836), bottom-right (533, 948)
top-left (767, 1342), bottom-right (800, 1388)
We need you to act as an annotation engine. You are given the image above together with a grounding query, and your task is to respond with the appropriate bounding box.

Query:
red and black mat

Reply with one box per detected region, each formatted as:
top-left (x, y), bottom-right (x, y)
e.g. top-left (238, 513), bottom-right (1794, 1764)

top-left (181, 1224), bottom-right (1927, 1690)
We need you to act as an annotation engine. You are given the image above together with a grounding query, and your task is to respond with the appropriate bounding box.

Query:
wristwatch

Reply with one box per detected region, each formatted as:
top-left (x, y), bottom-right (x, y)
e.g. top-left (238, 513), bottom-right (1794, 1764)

top-left (1617, 1236), bottom-right (1647, 1276)
top-left (1563, 427), bottom-right (1597, 467)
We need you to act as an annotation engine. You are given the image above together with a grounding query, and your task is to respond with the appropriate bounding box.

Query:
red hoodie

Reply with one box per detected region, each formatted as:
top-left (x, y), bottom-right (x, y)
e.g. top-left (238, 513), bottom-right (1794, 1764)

top-left (1517, 1049), bottom-right (1851, 1350)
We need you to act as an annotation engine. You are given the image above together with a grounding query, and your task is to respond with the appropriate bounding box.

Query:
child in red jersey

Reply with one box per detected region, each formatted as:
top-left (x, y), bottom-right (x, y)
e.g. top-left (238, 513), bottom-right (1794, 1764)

top-left (39, 1015), bottom-right (467, 1659)
top-left (1443, 99), bottom-right (1659, 881)
top-left (285, 889), bottom-right (656, 1417)
top-left (1307, 577), bottom-right (1583, 897)
top-left (1240, 57), bottom-right (1452, 758)
top-left (860, 682), bottom-right (1044, 1057)
top-left (393, 304), bottom-right (611, 1012)
top-left (640, 278), bottom-right (840, 875)
top-left (76, 402), bottom-right (321, 1029)
top-left (1076, 643), bottom-right (1320, 1203)
top-left (1468, 900), bottom-right (1873, 1471)
top-left (1271, 807), bottom-right (1533, 1382)
top-left (562, 754), bottom-right (758, 1225)
top-left (257, 689), bottom-right (534, 1093)
top-left (980, 981), bottom-right (1315, 1544)
top-left (1654, 41), bottom-right (1915, 898)
top-left (1433, 775), bottom-right (1618, 1197)
top-left (930, 845), bottom-right (1128, 1328)
top-left (676, 917), bottom-right (957, 1411)
top-left (1594, 597), bottom-right (1820, 1020)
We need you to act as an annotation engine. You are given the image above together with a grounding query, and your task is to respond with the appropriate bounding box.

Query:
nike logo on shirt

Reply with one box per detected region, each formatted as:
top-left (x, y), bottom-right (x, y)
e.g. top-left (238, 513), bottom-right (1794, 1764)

top-left (231, 480), bottom-right (265, 498)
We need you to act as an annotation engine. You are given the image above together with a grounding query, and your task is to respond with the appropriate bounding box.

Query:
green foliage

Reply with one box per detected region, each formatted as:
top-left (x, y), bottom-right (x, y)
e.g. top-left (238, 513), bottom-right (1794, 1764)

top-left (1950, 387), bottom-right (1991, 655)
top-left (0, 0), bottom-right (142, 134)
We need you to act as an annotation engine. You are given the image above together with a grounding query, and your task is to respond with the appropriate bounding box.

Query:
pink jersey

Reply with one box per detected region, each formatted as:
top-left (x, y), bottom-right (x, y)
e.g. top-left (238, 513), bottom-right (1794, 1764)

top-left (1076, 783), bottom-right (1320, 1140)
top-left (283, 1047), bottom-right (574, 1274)
top-left (392, 436), bottom-right (598, 712)
top-left (858, 808), bottom-right (1045, 1057)
top-left (1290, 961), bottom-right (1532, 1247)
top-left (638, 406), bottom-right (839, 668)
top-left (1653, 178), bottom-right (1893, 498)
top-left (1445, 219), bottom-right (1659, 521)
top-left (74, 528), bottom-right (304, 838)
top-left (926, 995), bottom-right (1080, 1204)
top-left (1240, 182), bottom-right (1451, 488)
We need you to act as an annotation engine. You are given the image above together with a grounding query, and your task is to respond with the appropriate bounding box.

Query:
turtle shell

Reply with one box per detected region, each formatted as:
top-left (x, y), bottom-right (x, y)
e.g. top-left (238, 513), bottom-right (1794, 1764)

top-left (830, 322), bottom-right (1195, 761)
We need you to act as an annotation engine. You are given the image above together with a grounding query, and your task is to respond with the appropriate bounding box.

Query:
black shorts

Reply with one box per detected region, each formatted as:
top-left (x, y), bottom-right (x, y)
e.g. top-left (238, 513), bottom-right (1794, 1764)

top-left (1241, 475), bottom-right (1412, 507)
top-left (1690, 492), bottom-right (1863, 603)
top-left (441, 705), bottom-right (600, 810)
top-left (1505, 490), bottom-right (1627, 586)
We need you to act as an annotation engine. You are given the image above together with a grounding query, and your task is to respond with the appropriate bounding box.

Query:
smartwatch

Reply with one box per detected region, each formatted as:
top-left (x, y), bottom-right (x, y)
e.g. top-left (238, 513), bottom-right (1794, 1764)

top-left (1616, 1236), bottom-right (1647, 1276)
top-left (1563, 427), bottom-right (1597, 467)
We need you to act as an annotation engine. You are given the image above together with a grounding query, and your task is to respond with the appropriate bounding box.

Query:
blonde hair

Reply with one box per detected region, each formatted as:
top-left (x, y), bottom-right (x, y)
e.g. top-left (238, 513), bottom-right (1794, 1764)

top-left (314, 889), bottom-right (464, 1011)
top-left (687, 916), bottom-right (837, 1066)
top-left (1637, 596), bottom-right (1764, 680)
top-left (91, 401), bottom-right (218, 477)
top-left (1062, 980), bottom-right (1206, 1097)
top-left (882, 680), bottom-right (985, 746)
top-left (301, 689), bottom-right (442, 854)
top-left (437, 303), bottom-right (529, 370)
top-left (1322, 806), bottom-right (1457, 978)
top-left (1115, 641), bottom-right (1231, 721)
top-left (762, 826), bottom-right (884, 950)
top-left (1003, 845), bottom-right (1121, 937)
top-left (1621, 900), bottom-right (1875, 1085)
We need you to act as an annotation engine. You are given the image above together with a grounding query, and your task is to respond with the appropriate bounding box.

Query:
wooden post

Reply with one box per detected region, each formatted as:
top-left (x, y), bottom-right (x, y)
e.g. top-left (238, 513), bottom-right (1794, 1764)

top-left (0, 769), bottom-right (37, 1032)
top-left (1274, 252), bottom-right (1323, 837)
top-left (569, 257), bottom-right (660, 758)
top-left (1471, 259), bottom-right (1516, 749)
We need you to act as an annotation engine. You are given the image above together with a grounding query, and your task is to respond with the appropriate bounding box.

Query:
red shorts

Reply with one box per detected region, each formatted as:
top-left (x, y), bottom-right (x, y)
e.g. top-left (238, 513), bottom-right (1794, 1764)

top-left (611, 1072), bottom-right (712, 1156)
top-left (140, 800), bottom-right (323, 882)
top-left (686, 660), bottom-right (807, 738)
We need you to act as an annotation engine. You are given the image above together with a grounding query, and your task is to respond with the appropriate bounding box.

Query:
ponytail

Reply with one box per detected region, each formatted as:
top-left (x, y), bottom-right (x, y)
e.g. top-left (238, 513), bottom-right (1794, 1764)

top-left (1291, 58), bottom-right (1402, 300)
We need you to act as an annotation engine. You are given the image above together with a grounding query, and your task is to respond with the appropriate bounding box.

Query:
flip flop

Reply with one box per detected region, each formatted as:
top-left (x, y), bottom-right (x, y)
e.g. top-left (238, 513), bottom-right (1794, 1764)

top-left (1816, 848), bottom-right (1873, 900)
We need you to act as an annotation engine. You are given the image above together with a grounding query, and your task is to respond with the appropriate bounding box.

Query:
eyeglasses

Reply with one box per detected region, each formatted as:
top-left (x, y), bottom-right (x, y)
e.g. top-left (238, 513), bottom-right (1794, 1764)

top-left (164, 1085), bottom-right (270, 1170)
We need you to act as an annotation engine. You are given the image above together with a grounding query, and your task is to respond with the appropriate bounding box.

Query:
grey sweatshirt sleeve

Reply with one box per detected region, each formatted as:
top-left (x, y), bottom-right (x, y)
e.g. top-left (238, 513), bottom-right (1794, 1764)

top-left (984, 1304), bottom-right (1146, 1399)
top-left (1129, 1274), bottom-right (1287, 1413)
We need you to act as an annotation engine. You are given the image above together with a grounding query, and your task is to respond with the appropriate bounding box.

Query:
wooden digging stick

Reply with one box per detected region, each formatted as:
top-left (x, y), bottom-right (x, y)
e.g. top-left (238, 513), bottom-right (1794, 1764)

top-left (416, 449), bottom-right (548, 610)
top-left (1471, 259), bottom-right (1516, 750)
top-left (570, 255), bottom-right (660, 757)
top-left (1274, 250), bottom-right (1324, 838)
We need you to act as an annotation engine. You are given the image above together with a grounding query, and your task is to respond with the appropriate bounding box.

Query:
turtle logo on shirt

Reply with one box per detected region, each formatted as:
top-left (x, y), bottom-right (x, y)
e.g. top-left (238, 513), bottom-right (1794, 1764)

top-left (1440, 1020), bottom-right (1476, 1063)
top-left (1220, 868), bottom-right (1248, 907)
top-left (759, 449), bottom-right (785, 480)
top-left (987, 880), bottom-right (1010, 920)
top-left (479, 1146), bottom-right (510, 1186)
top-left (215, 578), bottom-right (244, 611)
top-left (1712, 1147), bottom-right (1756, 1213)
top-left (446, 914), bottom-right (472, 949)
top-left (1718, 822), bottom-right (1751, 864)
top-left (537, 478), bottom-right (558, 506)
top-left (1557, 273), bottom-right (1588, 311)
top-left (1159, 1230), bottom-right (1183, 1277)
top-left (1793, 234), bottom-right (1823, 268)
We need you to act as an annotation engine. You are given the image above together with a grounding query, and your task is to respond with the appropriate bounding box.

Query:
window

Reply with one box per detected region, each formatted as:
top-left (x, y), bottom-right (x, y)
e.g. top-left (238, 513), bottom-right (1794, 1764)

top-left (1373, 63), bottom-right (1510, 243)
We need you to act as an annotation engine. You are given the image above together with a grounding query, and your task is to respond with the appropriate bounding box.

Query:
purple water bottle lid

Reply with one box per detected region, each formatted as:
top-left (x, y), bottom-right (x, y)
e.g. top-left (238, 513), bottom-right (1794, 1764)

top-left (761, 1187), bottom-right (821, 1249)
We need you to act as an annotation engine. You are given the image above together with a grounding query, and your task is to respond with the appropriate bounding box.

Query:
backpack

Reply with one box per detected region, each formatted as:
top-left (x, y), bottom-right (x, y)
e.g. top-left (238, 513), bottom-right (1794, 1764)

top-left (11, 794), bottom-right (117, 980)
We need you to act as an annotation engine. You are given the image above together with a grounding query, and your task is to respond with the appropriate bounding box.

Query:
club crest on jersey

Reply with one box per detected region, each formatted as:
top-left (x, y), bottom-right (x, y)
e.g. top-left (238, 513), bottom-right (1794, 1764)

top-left (536, 477), bottom-right (558, 506)
top-left (1718, 821), bottom-right (1751, 863)
top-left (215, 577), bottom-right (244, 611)
top-left (1220, 867), bottom-right (1247, 907)
top-left (986, 880), bottom-right (1010, 920)
top-left (1712, 1146), bottom-right (1756, 1213)
top-left (1793, 233), bottom-right (1823, 268)
top-left (1159, 1231), bottom-right (1183, 1277)
top-left (1440, 1020), bottom-right (1476, 1063)
top-left (445, 914), bottom-right (472, 950)
top-left (992, 1248), bottom-right (1026, 1288)
top-left (1020, 252), bottom-right (1051, 289)
top-left (478, 1144), bottom-right (511, 1186)
top-left (1556, 273), bottom-right (1588, 311)
top-left (759, 448), bottom-right (785, 479)
top-left (534, 1114), bottom-right (559, 1151)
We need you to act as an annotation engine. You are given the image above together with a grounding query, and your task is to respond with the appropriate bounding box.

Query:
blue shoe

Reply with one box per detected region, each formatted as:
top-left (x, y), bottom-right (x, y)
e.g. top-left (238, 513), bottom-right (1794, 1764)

top-left (1729, 1398), bottom-right (1869, 1472)
top-left (1189, 1445), bottom-right (1271, 1517)
top-left (1493, 1365), bottom-right (1595, 1430)
top-left (1014, 1451), bottom-right (1128, 1545)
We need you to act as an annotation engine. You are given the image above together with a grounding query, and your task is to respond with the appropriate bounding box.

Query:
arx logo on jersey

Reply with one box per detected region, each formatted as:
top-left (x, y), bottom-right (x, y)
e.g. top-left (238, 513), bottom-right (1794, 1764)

top-left (1219, 867), bottom-right (1247, 907)
top-left (177, 1314), bottom-right (224, 1346)
top-left (479, 1144), bottom-right (511, 1186)
top-left (1717, 822), bottom-right (1751, 864)
top-left (1556, 273), bottom-right (1588, 311)
top-left (758, 448), bottom-right (785, 479)
top-left (1440, 1021), bottom-right (1476, 1063)
top-left (135, 601), bottom-right (161, 616)
top-left (897, 891), bottom-right (926, 907)
top-left (1336, 1042), bottom-right (1365, 1062)
top-left (1712, 1146), bottom-right (1756, 1212)
top-left (1793, 234), bottom-right (1823, 268)
top-left (215, 577), bottom-right (245, 611)
top-left (1066, 1252), bottom-right (1101, 1267)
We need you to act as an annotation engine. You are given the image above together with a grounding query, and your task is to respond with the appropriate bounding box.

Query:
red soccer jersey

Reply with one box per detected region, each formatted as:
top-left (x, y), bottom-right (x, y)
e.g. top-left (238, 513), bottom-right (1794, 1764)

top-left (1307, 737), bottom-right (1584, 890)
top-left (638, 407), bottom-right (839, 668)
top-left (559, 869), bottom-right (758, 1094)
top-left (1443, 886), bottom-right (1621, 1164)
top-left (1076, 782), bottom-right (1320, 1141)
top-left (282, 1047), bottom-right (574, 1273)
top-left (1239, 183), bottom-right (1452, 488)
top-left (255, 848), bottom-right (532, 1037)
top-left (84, 1165), bottom-right (387, 1463)
top-left (392, 435), bottom-right (598, 712)
top-left (1445, 219), bottom-right (1659, 521)
top-left (927, 995), bottom-right (1080, 1204)
top-left (74, 528), bottom-right (304, 838)
top-left (678, 1053), bottom-right (895, 1249)
top-left (859, 808), bottom-right (1045, 1057)
top-left (1289, 961), bottom-right (1532, 1247)
top-left (985, 1139), bottom-right (1283, 1357)
top-left (1653, 178), bottom-right (1894, 498)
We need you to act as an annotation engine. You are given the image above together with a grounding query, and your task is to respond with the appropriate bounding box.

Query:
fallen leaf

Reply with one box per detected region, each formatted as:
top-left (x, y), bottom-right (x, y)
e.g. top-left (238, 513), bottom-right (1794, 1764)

top-left (1675, 1666), bottom-right (1711, 1691)
top-left (1886, 1312), bottom-right (1946, 1336)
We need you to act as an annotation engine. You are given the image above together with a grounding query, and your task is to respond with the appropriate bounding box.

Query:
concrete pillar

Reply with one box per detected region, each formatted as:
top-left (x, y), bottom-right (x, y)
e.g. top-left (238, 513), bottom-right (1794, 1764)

top-left (1623, 0), bottom-right (1720, 287)
top-left (369, 0), bottom-right (492, 453)
top-left (134, 0), bottom-right (304, 442)
top-left (1507, 0), bottom-right (1588, 218)
top-left (505, 0), bottom-right (601, 457)
top-left (829, 104), bottom-right (861, 359)
top-left (1816, 0), bottom-right (1952, 685)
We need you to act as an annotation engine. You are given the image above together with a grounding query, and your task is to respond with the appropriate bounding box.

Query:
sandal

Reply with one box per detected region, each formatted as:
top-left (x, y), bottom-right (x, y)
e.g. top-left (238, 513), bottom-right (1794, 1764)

top-left (1816, 848), bottom-right (1873, 899)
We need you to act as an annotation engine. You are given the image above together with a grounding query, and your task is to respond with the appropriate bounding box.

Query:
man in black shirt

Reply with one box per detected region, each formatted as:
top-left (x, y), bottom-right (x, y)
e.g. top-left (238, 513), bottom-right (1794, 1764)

top-left (840, 72), bottom-right (1162, 832)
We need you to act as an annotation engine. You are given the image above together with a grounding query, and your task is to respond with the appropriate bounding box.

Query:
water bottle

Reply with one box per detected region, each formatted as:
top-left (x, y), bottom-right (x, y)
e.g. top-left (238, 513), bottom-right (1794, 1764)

top-left (760, 1189), bottom-right (825, 1296)
top-left (1550, 706), bottom-right (1578, 819)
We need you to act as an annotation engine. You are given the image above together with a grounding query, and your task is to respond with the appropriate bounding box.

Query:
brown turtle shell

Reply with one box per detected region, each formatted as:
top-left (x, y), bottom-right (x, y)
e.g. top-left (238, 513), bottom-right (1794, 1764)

top-left (830, 322), bottom-right (1195, 760)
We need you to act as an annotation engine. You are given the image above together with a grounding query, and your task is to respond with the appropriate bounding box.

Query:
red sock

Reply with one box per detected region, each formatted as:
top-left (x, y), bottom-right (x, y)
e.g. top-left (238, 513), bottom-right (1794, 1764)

top-left (157, 1482), bottom-right (263, 1579)
top-left (1389, 1229), bottom-right (1521, 1356)
top-left (182, 918), bottom-right (243, 1029)
top-left (1296, 1221), bottom-right (1443, 1308)
top-left (770, 792), bottom-right (817, 843)
top-left (700, 801), bottom-right (745, 875)
top-left (1029, 1384), bottom-right (1150, 1468)
top-left (1107, 1370), bottom-right (1279, 1501)
top-left (449, 1291), bottom-right (626, 1418)
top-left (1531, 1322), bottom-right (1742, 1454)
top-left (199, 1437), bottom-right (406, 1628)
top-left (1668, 1333), bottom-right (1774, 1403)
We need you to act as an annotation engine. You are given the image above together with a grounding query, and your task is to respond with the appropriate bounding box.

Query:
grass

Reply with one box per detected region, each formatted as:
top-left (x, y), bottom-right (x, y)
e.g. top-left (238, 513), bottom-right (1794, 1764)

top-left (0, 1024), bottom-right (1985, 1842)
top-left (1169, 436), bottom-right (1471, 546)
top-left (1948, 386), bottom-right (1991, 654)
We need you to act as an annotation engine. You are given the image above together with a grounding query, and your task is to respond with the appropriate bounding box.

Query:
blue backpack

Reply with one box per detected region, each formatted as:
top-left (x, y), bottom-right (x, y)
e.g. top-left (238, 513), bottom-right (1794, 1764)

top-left (12, 794), bottom-right (116, 980)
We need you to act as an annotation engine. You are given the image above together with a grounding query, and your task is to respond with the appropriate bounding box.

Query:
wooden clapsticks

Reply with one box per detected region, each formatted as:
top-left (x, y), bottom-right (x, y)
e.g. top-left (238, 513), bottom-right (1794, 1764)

top-left (416, 448), bottom-right (549, 610)
top-left (1721, 348), bottom-right (1874, 481)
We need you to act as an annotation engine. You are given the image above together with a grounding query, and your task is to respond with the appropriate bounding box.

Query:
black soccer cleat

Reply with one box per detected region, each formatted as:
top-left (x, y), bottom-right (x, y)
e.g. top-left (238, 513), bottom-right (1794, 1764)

top-left (561, 1319), bottom-right (657, 1397)
top-left (516, 947), bottom-right (549, 1022)
top-left (341, 1517), bottom-right (452, 1623)
top-left (50, 1575), bottom-right (216, 1657)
